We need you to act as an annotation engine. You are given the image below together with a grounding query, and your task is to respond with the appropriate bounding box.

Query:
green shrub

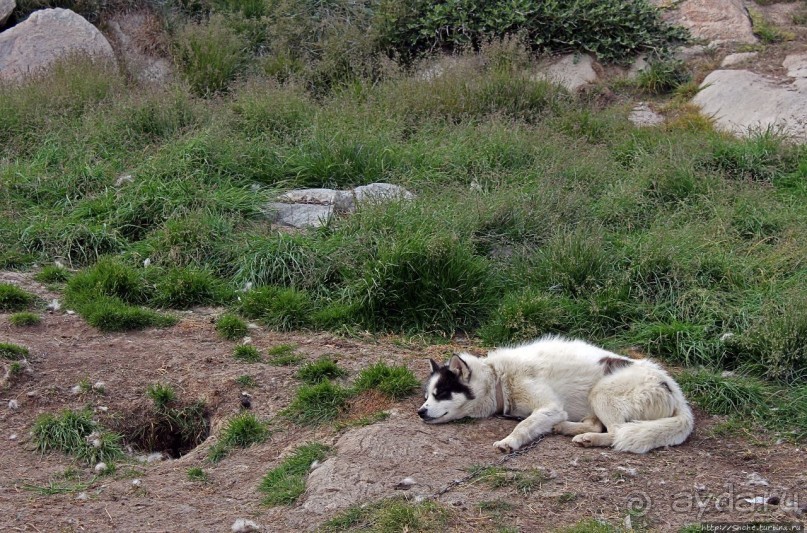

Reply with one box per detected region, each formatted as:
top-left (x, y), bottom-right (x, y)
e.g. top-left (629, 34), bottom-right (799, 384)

top-left (0, 342), bottom-right (29, 360)
top-left (259, 442), bottom-right (329, 505)
top-left (65, 257), bottom-right (149, 306)
top-left (353, 362), bottom-right (419, 400)
top-left (233, 344), bottom-right (262, 363)
top-left (216, 313), bottom-right (248, 340)
top-left (296, 357), bottom-right (346, 384)
top-left (379, 0), bottom-right (687, 63)
top-left (174, 15), bottom-right (248, 96)
top-left (79, 295), bottom-right (178, 332)
top-left (283, 381), bottom-right (351, 425)
top-left (9, 312), bottom-right (41, 327)
top-left (0, 283), bottom-right (33, 311)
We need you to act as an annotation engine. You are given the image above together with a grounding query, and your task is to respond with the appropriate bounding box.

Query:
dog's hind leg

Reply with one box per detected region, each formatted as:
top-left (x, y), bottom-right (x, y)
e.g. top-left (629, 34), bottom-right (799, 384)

top-left (553, 416), bottom-right (604, 436)
top-left (494, 405), bottom-right (567, 453)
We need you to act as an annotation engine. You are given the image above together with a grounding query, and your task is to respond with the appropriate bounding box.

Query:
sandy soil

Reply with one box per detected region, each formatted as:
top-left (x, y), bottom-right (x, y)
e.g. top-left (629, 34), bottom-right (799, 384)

top-left (1, 273), bottom-right (805, 532)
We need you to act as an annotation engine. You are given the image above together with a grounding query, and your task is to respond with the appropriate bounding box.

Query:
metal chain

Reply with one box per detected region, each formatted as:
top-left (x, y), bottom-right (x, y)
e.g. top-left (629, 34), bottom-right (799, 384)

top-left (428, 434), bottom-right (545, 500)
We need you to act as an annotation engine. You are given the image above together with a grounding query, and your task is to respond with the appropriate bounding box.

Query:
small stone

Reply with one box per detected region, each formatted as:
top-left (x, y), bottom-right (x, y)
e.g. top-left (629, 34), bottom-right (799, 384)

top-left (8, 399), bottom-right (18, 410)
top-left (70, 385), bottom-right (82, 395)
top-left (241, 337), bottom-right (252, 345)
top-left (617, 466), bottom-right (638, 477)
top-left (310, 460), bottom-right (320, 471)
top-left (97, 406), bottom-right (109, 412)
top-left (131, 479), bottom-right (142, 487)
top-left (26, 390), bottom-right (37, 397)
top-left (746, 472), bottom-right (770, 487)
top-left (353, 183), bottom-right (415, 204)
top-left (246, 323), bottom-right (260, 330)
top-left (94, 462), bottom-right (107, 474)
top-left (146, 452), bottom-right (164, 463)
top-left (695, 483), bottom-right (706, 492)
top-left (66, 310), bottom-right (75, 315)
top-left (231, 518), bottom-right (261, 532)
top-left (629, 103), bottom-right (664, 127)
top-left (76, 492), bottom-right (89, 501)
top-left (92, 381), bottom-right (105, 392)
top-left (767, 496), bottom-right (780, 506)
top-left (9, 433), bottom-right (18, 440)
top-left (721, 52), bottom-right (758, 68)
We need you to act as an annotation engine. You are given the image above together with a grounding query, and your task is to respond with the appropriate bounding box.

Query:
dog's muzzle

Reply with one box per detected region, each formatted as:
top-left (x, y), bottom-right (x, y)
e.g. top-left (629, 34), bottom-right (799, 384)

top-left (417, 407), bottom-right (429, 419)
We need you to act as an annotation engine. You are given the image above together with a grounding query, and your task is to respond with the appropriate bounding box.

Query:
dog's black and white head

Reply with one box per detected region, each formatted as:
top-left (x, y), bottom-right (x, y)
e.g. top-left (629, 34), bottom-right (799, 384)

top-left (417, 354), bottom-right (477, 423)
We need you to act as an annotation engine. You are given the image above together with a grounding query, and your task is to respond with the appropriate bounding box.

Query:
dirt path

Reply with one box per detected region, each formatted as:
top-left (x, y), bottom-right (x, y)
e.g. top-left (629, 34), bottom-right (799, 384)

top-left (1, 275), bottom-right (805, 532)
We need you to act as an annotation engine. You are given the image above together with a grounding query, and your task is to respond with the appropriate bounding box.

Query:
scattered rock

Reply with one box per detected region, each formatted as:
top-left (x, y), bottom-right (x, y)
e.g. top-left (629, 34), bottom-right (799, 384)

top-left (265, 202), bottom-right (334, 229)
top-left (745, 472), bottom-right (770, 487)
top-left (231, 518), bottom-right (261, 532)
top-left (92, 381), bottom-right (105, 392)
top-left (535, 53), bottom-right (599, 92)
top-left (8, 399), bottom-right (18, 410)
top-left (721, 52), bottom-right (758, 68)
top-left (695, 483), bottom-right (706, 492)
top-left (0, 8), bottom-right (116, 83)
top-left (674, 45), bottom-right (709, 61)
top-left (94, 462), bottom-right (108, 474)
top-left (76, 492), bottom-right (89, 501)
top-left (278, 188), bottom-right (354, 213)
top-left (617, 466), bottom-right (638, 478)
top-left (394, 477), bottom-right (417, 490)
top-left (629, 103), bottom-right (664, 127)
top-left (652, 0), bottom-right (756, 45)
top-left (70, 385), bottom-right (82, 395)
top-left (115, 174), bottom-right (134, 187)
top-left (9, 433), bottom-right (17, 440)
top-left (0, 0), bottom-right (14, 28)
top-left (131, 479), bottom-right (142, 487)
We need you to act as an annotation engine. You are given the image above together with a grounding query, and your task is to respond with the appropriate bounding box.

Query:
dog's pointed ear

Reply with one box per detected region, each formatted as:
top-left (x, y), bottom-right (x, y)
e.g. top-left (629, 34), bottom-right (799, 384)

top-left (428, 358), bottom-right (441, 374)
top-left (448, 354), bottom-right (472, 382)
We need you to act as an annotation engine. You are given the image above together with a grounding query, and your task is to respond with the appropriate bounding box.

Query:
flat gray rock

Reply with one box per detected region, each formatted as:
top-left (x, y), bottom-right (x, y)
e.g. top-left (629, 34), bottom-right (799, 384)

top-left (353, 183), bottom-right (415, 203)
top-left (693, 68), bottom-right (807, 140)
top-left (265, 203), bottom-right (334, 229)
top-left (0, 8), bottom-right (115, 83)
top-left (535, 53), bottom-right (599, 92)
top-left (278, 188), bottom-right (355, 212)
top-left (0, 0), bottom-right (14, 28)
top-left (721, 52), bottom-right (758, 68)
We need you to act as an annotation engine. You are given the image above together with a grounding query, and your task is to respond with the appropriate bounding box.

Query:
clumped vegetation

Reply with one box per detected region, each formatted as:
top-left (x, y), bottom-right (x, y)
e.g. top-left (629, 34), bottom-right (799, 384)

top-left (0, 342), bottom-right (29, 360)
top-left (296, 357), bottom-right (346, 384)
top-left (35, 265), bottom-right (70, 283)
top-left (0, 283), bottom-right (33, 311)
top-left (233, 344), bottom-right (262, 363)
top-left (1, 0), bottom-right (805, 438)
top-left (322, 498), bottom-right (449, 532)
top-left (258, 442), bottom-right (329, 505)
top-left (32, 409), bottom-right (124, 465)
top-left (209, 411), bottom-right (269, 462)
top-left (353, 362), bottom-right (420, 400)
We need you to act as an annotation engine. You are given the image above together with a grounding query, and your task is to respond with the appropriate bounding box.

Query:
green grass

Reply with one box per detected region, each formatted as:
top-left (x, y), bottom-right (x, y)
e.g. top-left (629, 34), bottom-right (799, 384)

top-left (750, 9), bottom-right (795, 43)
top-left (235, 374), bottom-right (257, 388)
top-left (353, 362), bottom-right (420, 400)
top-left (31, 409), bottom-right (123, 465)
top-left (556, 520), bottom-right (622, 533)
top-left (267, 344), bottom-right (303, 366)
top-left (35, 265), bottom-right (70, 283)
top-left (322, 498), bottom-right (449, 532)
top-left (9, 312), bottom-right (41, 326)
top-left (209, 411), bottom-right (269, 462)
top-left (146, 383), bottom-right (177, 410)
top-left (258, 442), bottom-right (329, 505)
top-left (187, 467), bottom-right (208, 482)
top-left (216, 314), bottom-right (248, 340)
top-left (0, 342), bottom-right (29, 360)
top-left (0, 283), bottom-right (33, 311)
top-left (282, 381), bottom-right (351, 425)
top-left (233, 344), bottom-right (262, 363)
top-left (295, 357), bottom-right (346, 384)
top-left (468, 465), bottom-right (548, 496)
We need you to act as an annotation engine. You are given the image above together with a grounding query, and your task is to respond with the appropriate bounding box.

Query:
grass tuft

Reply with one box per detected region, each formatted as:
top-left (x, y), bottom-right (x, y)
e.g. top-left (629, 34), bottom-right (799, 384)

top-left (283, 381), bottom-right (351, 425)
top-left (233, 344), bottom-right (262, 363)
top-left (0, 283), bottom-right (34, 311)
top-left (9, 312), bottom-right (41, 327)
top-left (32, 409), bottom-right (123, 465)
top-left (216, 314), bottom-right (248, 340)
top-left (146, 383), bottom-right (177, 410)
top-left (267, 344), bottom-right (302, 366)
top-left (235, 375), bottom-right (257, 388)
top-left (322, 498), bottom-right (449, 532)
top-left (0, 342), bottom-right (29, 360)
top-left (295, 357), bottom-right (346, 384)
top-left (187, 467), bottom-right (208, 482)
top-left (35, 265), bottom-right (70, 283)
top-left (209, 411), bottom-right (269, 462)
top-left (258, 442), bottom-right (329, 506)
top-left (353, 362), bottom-right (419, 400)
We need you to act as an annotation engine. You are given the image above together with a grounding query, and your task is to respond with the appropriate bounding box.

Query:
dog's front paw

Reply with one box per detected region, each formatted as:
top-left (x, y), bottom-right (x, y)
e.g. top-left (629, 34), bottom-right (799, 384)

top-left (493, 437), bottom-right (519, 454)
top-left (572, 434), bottom-right (594, 447)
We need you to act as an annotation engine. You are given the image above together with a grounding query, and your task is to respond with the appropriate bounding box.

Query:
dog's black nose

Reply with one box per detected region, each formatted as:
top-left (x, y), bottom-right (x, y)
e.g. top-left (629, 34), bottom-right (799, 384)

top-left (417, 407), bottom-right (428, 419)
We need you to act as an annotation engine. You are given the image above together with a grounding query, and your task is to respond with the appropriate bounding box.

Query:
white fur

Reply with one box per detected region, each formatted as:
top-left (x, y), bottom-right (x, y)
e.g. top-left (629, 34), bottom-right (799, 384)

top-left (419, 336), bottom-right (694, 454)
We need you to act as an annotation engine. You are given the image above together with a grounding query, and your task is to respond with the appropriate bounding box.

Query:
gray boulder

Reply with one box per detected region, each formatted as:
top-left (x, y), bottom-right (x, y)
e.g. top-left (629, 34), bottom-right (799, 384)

top-left (0, 0), bottom-right (14, 28)
top-left (353, 183), bottom-right (415, 204)
top-left (534, 53), bottom-right (599, 92)
top-left (106, 11), bottom-right (172, 86)
top-left (265, 203), bottom-right (334, 229)
top-left (0, 8), bottom-right (115, 83)
top-left (651, 0), bottom-right (756, 45)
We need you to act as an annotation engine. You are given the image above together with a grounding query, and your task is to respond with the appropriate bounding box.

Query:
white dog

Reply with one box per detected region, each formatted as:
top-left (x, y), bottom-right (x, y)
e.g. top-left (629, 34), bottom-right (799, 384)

top-left (418, 336), bottom-right (694, 454)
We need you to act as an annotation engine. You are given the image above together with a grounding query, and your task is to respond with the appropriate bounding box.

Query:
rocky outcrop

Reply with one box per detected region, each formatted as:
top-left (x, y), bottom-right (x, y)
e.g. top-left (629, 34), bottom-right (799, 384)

top-left (265, 183), bottom-right (415, 229)
top-left (652, 0), bottom-right (756, 45)
top-left (693, 53), bottom-right (807, 140)
top-left (0, 8), bottom-right (115, 83)
top-left (0, 0), bottom-right (14, 28)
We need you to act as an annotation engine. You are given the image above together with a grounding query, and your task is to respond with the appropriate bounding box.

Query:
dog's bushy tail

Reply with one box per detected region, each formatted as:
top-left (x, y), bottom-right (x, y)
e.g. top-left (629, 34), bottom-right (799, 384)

top-left (612, 404), bottom-right (695, 454)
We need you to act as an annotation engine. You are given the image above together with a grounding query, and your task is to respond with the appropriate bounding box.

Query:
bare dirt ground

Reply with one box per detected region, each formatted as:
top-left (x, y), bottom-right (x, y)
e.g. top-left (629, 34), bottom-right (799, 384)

top-left (1, 273), bottom-right (805, 532)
